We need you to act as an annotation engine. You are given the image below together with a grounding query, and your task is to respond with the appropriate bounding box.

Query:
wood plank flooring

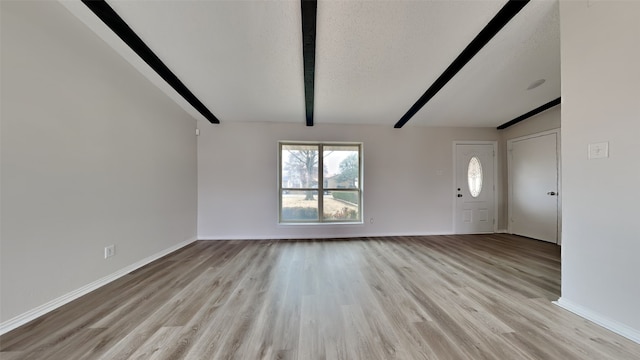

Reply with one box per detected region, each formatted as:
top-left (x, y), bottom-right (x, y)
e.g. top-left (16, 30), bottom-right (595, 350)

top-left (2, 234), bottom-right (639, 359)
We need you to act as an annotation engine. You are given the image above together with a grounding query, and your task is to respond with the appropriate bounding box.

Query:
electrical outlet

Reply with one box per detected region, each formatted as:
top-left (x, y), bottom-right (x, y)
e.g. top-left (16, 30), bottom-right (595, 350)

top-left (104, 245), bottom-right (115, 259)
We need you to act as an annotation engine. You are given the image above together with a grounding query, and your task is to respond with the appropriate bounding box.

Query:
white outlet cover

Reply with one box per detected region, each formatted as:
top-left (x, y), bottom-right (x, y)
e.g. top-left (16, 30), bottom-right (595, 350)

top-left (104, 245), bottom-right (115, 259)
top-left (588, 142), bottom-right (609, 159)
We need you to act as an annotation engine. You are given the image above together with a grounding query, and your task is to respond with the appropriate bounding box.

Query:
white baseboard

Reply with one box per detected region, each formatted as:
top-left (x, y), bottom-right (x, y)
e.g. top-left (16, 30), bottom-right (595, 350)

top-left (197, 231), bottom-right (455, 241)
top-left (554, 297), bottom-right (640, 344)
top-left (496, 229), bottom-right (509, 234)
top-left (0, 237), bottom-right (197, 335)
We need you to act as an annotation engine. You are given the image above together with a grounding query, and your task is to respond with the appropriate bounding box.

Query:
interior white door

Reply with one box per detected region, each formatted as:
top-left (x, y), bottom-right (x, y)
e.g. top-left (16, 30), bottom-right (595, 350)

top-left (509, 132), bottom-right (559, 243)
top-left (455, 143), bottom-right (495, 234)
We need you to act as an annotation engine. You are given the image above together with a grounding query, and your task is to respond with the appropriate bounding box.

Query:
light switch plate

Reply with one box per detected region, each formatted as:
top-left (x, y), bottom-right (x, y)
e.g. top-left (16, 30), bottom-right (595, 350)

top-left (588, 142), bottom-right (609, 159)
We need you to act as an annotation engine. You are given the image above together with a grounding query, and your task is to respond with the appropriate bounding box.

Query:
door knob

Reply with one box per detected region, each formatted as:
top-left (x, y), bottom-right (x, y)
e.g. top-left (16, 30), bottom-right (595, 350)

top-left (547, 191), bottom-right (557, 196)
top-left (457, 194), bottom-right (463, 197)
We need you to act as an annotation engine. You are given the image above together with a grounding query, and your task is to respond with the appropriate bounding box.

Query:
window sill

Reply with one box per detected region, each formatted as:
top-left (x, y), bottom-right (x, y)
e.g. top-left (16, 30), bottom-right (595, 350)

top-left (278, 221), bottom-right (364, 226)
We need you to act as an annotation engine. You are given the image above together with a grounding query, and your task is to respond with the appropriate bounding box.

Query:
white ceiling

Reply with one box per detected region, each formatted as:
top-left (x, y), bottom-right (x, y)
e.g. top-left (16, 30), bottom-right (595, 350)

top-left (411, 0), bottom-right (560, 127)
top-left (63, 0), bottom-right (560, 128)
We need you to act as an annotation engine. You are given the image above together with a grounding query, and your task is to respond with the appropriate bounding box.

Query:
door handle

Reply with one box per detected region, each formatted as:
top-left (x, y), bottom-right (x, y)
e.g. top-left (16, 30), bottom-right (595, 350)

top-left (547, 191), bottom-right (557, 196)
top-left (457, 194), bottom-right (463, 198)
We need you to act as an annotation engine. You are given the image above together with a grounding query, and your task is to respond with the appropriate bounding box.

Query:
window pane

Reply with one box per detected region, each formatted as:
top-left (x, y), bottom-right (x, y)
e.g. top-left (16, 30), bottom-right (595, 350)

top-left (467, 156), bottom-right (483, 198)
top-left (281, 190), bottom-right (318, 221)
top-left (323, 191), bottom-right (359, 220)
top-left (282, 145), bottom-right (319, 189)
top-left (323, 146), bottom-right (359, 189)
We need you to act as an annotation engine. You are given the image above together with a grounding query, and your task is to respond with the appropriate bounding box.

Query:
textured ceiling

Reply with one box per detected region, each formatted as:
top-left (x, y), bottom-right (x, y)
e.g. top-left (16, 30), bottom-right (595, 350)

top-left (63, 0), bottom-right (560, 128)
top-left (314, 0), bottom-right (506, 125)
top-left (107, 0), bottom-right (306, 123)
top-left (410, 0), bottom-right (560, 127)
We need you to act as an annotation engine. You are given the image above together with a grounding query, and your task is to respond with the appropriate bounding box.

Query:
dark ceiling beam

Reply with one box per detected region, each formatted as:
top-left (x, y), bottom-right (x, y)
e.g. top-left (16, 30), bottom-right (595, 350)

top-left (394, 0), bottom-right (530, 128)
top-left (301, 0), bottom-right (317, 126)
top-left (497, 97), bottom-right (561, 130)
top-left (82, 0), bottom-right (220, 124)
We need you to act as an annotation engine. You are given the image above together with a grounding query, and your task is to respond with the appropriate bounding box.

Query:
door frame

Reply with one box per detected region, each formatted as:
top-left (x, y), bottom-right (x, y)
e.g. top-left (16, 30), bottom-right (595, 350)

top-left (452, 141), bottom-right (498, 234)
top-left (507, 129), bottom-right (561, 244)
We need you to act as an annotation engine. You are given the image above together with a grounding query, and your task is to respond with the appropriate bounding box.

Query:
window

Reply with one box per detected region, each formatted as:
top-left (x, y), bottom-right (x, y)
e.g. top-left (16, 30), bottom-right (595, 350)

top-left (467, 156), bottom-right (483, 198)
top-left (279, 142), bottom-right (362, 223)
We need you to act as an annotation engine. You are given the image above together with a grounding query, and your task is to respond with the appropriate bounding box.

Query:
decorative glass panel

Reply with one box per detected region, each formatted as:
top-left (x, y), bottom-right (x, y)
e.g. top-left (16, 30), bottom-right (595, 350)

top-left (467, 157), bottom-right (483, 198)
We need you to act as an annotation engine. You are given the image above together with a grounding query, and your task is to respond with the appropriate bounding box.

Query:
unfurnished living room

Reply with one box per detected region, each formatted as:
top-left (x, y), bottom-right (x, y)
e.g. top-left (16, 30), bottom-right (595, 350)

top-left (1, 0), bottom-right (639, 359)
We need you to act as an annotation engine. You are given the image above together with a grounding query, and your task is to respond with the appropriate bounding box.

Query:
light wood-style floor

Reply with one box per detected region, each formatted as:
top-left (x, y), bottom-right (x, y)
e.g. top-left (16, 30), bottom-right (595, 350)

top-left (2, 234), bottom-right (639, 359)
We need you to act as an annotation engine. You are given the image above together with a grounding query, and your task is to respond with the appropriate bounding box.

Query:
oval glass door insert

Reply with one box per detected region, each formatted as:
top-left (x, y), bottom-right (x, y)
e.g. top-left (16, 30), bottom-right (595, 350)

top-left (467, 156), bottom-right (483, 198)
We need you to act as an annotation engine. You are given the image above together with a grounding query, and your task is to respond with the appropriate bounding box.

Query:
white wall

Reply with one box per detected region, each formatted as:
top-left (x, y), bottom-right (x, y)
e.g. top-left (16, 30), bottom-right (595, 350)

top-left (198, 122), bottom-right (498, 239)
top-left (559, 0), bottom-right (640, 340)
top-left (498, 106), bottom-right (561, 231)
top-left (1, 1), bottom-right (197, 325)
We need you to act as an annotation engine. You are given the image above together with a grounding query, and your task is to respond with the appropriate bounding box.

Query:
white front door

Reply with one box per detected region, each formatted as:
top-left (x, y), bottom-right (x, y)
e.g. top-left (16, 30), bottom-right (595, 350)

top-left (508, 131), bottom-right (560, 243)
top-left (454, 143), bottom-right (496, 234)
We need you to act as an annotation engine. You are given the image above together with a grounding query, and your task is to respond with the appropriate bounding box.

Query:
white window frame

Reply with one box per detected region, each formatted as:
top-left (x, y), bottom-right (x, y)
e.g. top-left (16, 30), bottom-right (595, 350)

top-left (278, 141), bottom-right (363, 224)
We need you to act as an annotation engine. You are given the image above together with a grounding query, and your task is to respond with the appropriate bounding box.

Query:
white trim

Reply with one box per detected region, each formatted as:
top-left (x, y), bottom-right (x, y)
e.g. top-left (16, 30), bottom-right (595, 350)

top-left (496, 229), bottom-right (509, 234)
top-left (554, 297), bottom-right (640, 344)
top-left (198, 231), bottom-right (455, 241)
top-left (452, 141), bottom-right (499, 234)
top-left (0, 237), bottom-right (197, 335)
top-left (276, 221), bottom-right (364, 226)
top-left (506, 128), bottom-right (561, 244)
